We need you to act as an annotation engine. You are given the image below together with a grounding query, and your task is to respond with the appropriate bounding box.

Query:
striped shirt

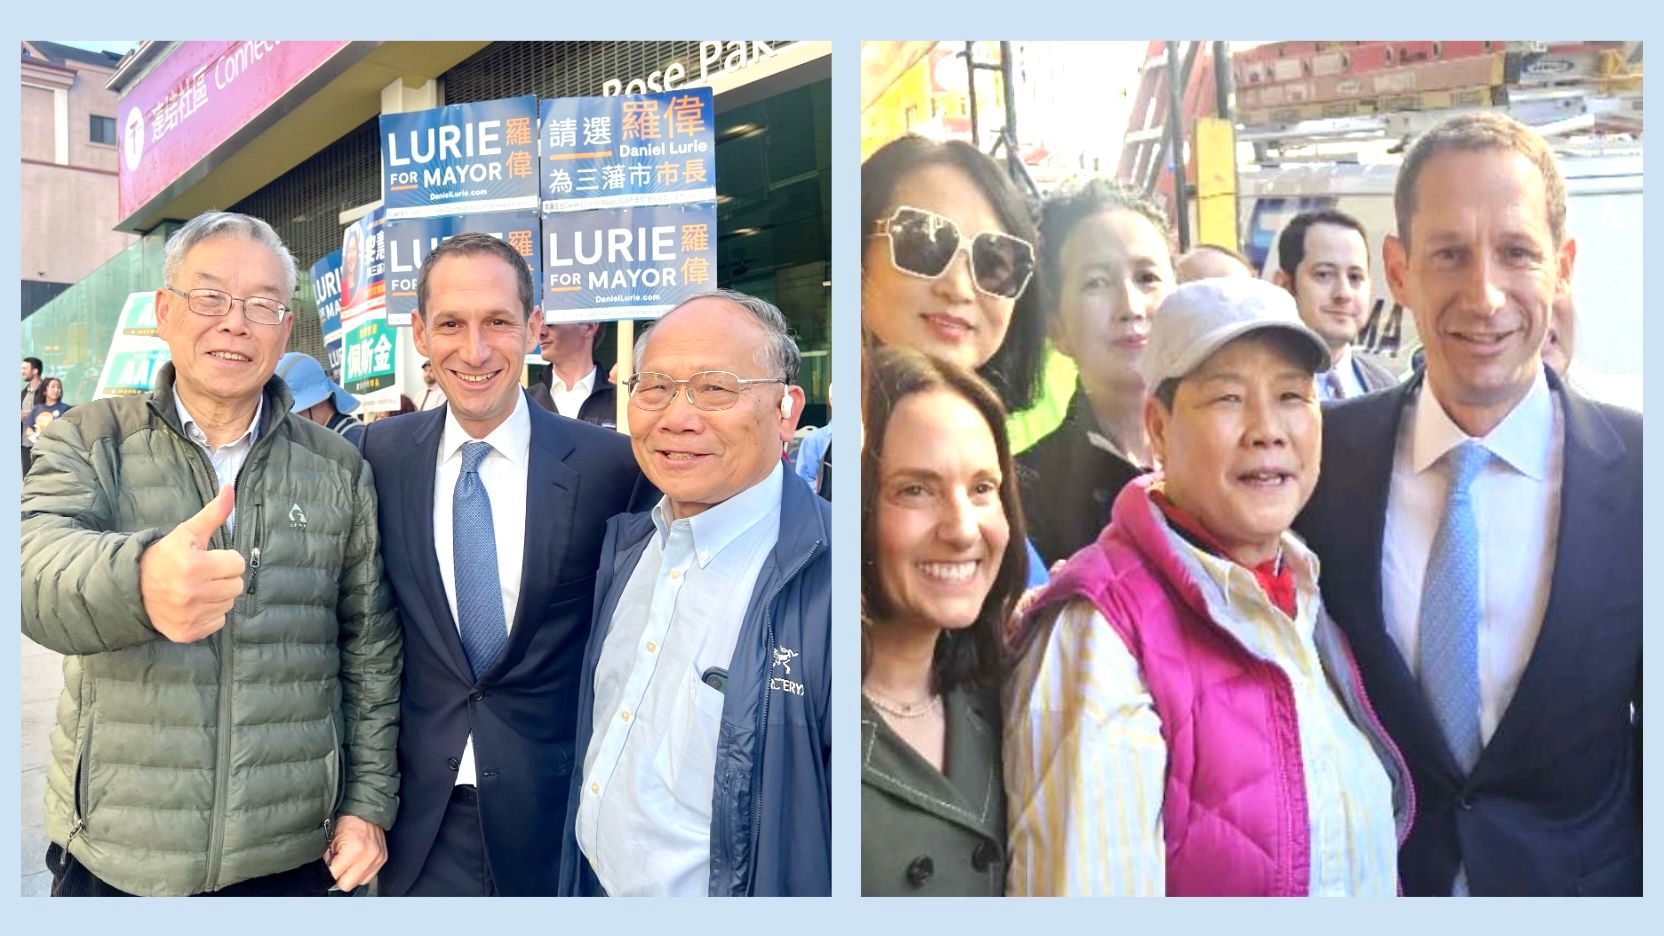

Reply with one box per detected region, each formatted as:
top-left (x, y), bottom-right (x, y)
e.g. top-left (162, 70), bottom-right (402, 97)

top-left (1004, 527), bottom-right (1398, 896)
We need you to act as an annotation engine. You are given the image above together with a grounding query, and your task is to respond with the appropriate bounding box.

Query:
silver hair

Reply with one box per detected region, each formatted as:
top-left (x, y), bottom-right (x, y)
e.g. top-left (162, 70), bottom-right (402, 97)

top-left (634, 288), bottom-right (801, 383)
top-left (163, 211), bottom-right (299, 300)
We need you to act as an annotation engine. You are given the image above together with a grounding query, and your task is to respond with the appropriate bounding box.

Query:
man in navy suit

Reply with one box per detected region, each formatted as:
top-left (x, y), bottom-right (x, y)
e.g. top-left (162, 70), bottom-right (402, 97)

top-left (1297, 112), bottom-right (1641, 896)
top-left (360, 233), bottom-right (654, 896)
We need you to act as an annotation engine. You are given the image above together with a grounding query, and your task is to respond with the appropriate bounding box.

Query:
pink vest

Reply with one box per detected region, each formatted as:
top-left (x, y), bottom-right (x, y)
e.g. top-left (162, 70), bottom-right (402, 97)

top-left (1019, 476), bottom-right (1412, 896)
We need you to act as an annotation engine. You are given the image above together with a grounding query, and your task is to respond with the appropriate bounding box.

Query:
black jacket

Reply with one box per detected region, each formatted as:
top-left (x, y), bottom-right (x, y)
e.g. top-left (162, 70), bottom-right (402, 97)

top-left (1017, 386), bottom-right (1147, 566)
top-left (527, 369), bottom-right (618, 428)
top-left (1295, 368), bottom-right (1641, 896)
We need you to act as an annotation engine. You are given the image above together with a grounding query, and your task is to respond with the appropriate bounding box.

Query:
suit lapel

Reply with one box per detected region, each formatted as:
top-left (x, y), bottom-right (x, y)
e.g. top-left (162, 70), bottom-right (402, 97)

top-left (483, 400), bottom-right (580, 681)
top-left (859, 694), bottom-right (1001, 841)
top-left (1329, 378), bottom-right (1468, 779)
top-left (403, 406), bottom-right (475, 681)
top-left (1474, 374), bottom-right (1626, 776)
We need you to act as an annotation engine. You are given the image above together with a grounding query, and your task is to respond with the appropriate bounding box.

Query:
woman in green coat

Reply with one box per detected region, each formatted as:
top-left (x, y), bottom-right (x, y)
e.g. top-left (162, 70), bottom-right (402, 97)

top-left (861, 348), bottom-right (1028, 896)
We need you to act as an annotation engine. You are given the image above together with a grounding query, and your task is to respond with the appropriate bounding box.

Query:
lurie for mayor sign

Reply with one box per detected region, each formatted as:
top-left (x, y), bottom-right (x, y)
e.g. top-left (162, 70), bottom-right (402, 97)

top-left (385, 211), bottom-right (543, 326)
top-left (543, 203), bottom-right (718, 323)
top-left (382, 96), bottom-right (540, 220)
top-left (539, 88), bottom-right (716, 212)
top-left (310, 249), bottom-right (344, 378)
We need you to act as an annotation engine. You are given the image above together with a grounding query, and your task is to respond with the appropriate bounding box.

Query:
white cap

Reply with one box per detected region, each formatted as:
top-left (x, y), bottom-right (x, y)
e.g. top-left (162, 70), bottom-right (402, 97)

top-left (1141, 277), bottom-right (1331, 388)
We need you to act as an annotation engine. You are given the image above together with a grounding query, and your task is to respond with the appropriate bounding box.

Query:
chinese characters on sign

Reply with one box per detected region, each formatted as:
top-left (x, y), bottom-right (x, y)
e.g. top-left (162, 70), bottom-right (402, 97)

top-left (539, 88), bottom-right (717, 212)
top-left (542, 203), bottom-right (719, 323)
top-left (384, 211), bottom-right (543, 326)
top-left (382, 96), bottom-right (541, 220)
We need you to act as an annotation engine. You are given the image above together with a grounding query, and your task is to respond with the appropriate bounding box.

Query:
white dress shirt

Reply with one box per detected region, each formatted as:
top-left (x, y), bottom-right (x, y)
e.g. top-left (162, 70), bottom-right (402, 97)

top-left (577, 463), bottom-right (783, 896)
top-left (1320, 347), bottom-right (1368, 401)
top-left (1382, 369), bottom-right (1563, 750)
top-left (433, 390), bottom-right (531, 786)
top-left (550, 365), bottom-right (597, 420)
top-left (174, 390), bottom-right (262, 536)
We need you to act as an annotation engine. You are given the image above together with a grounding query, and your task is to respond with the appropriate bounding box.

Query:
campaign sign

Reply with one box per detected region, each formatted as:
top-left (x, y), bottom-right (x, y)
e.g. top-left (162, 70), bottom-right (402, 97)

top-left (341, 319), bottom-right (397, 395)
top-left (310, 249), bottom-right (344, 378)
top-left (98, 348), bottom-right (173, 398)
top-left (116, 291), bottom-right (159, 337)
top-left (384, 211), bottom-right (543, 326)
top-left (383, 96), bottom-right (540, 220)
top-left (540, 88), bottom-right (716, 213)
top-left (338, 208), bottom-right (387, 333)
top-left (542, 202), bottom-right (717, 322)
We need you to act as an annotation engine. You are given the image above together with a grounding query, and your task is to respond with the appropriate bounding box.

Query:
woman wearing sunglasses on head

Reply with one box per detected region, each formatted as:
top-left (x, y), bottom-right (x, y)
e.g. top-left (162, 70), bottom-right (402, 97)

top-left (861, 347), bottom-right (1028, 896)
top-left (1004, 278), bottom-right (1412, 896)
top-left (862, 135), bottom-right (1046, 414)
top-left (1017, 180), bottom-right (1175, 568)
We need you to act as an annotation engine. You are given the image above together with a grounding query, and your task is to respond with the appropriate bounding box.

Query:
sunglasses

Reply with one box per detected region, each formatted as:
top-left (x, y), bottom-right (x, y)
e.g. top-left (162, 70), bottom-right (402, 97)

top-left (871, 205), bottom-right (1036, 300)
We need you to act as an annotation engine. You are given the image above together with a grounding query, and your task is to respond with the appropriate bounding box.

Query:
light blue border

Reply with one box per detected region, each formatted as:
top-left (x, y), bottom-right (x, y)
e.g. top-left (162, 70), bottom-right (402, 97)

top-left (4, 0), bottom-right (1658, 928)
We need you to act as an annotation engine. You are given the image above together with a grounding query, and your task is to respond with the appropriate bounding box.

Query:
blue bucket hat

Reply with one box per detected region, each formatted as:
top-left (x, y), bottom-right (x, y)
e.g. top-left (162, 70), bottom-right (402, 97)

top-left (276, 352), bottom-right (359, 414)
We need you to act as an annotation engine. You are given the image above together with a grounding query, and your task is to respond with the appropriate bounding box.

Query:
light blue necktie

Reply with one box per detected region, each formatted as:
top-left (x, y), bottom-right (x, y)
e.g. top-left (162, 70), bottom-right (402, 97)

top-left (1418, 440), bottom-right (1489, 774)
top-left (454, 440), bottom-right (507, 678)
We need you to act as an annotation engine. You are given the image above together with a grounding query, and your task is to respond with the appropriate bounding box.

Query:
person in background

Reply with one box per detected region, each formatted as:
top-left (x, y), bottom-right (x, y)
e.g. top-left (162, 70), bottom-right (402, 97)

top-left (22, 355), bottom-right (43, 474)
top-left (861, 347), bottom-right (1025, 896)
top-left (1274, 209), bottom-right (1394, 400)
top-left (1007, 277), bottom-right (1410, 896)
top-left (1296, 112), bottom-right (1641, 896)
top-left (528, 319), bottom-right (618, 428)
top-left (1542, 291), bottom-right (1577, 378)
top-left (1175, 243), bottom-right (1256, 283)
top-left (22, 376), bottom-right (70, 470)
top-left (862, 134), bottom-right (1047, 587)
top-left (1018, 180), bottom-right (1173, 566)
top-left (795, 382), bottom-right (832, 499)
top-left (278, 352), bottom-right (366, 447)
top-left (418, 361), bottom-right (446, 411)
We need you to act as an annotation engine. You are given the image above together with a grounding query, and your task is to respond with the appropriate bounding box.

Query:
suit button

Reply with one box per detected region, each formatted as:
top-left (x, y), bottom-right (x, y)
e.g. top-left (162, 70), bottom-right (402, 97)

top-left (446, 757), bottom-right (460, 771)
top-left (972, 841), bottom-right (998, 872)
top-left (905, 856), bottom-right (934, 888)
top-left (469, 690), bottom-right (485, 701)
top-left (1457, 795), bottom-right (1476, 811)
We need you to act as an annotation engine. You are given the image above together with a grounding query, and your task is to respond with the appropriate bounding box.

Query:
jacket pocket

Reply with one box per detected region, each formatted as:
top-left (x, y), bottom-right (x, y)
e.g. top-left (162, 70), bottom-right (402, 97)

top-left (324, 715), bottom-right (345, 834)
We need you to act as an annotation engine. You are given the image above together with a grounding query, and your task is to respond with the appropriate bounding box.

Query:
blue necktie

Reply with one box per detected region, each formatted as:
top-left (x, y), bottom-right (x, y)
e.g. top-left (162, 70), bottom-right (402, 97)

top-left (1418, 440), bottom-right (1489, 774)
top-left (454, 440), bottom-right (506, 678)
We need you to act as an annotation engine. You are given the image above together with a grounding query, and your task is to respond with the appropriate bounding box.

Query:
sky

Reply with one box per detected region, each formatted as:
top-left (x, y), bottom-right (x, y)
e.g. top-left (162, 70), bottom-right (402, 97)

top-left (53, 41), bottom-right (138, 55)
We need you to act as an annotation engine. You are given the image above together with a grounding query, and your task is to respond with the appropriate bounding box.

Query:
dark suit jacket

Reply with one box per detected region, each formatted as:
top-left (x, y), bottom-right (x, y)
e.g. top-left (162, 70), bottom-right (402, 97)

top-left (527, 371), bottom-right (618, 428)
top-left (1295, 367), bottom-right (1641, 896)
top-left (359, 394), bottom-right (656, 896)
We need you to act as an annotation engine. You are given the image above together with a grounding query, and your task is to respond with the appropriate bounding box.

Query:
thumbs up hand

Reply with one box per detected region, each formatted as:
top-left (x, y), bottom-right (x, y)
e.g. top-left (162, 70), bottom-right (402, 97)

top-left (139, 484), bottom-right (248, 643)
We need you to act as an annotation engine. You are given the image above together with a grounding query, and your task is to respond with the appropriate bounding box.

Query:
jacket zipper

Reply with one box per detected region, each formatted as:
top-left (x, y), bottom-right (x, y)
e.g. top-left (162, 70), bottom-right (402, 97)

top-left (323, 716), bottom-right (345, 843)
top-left (198, 410), bottom-right (281, 893)
top-left (66, 681), bottom-right (97, 848)
top-left (742, 540), bottom-right (822, 897)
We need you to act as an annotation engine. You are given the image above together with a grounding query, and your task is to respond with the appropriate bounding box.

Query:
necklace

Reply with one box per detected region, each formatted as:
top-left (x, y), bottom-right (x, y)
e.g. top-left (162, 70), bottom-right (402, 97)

top-left (863, 687), bottom-right (942, 719)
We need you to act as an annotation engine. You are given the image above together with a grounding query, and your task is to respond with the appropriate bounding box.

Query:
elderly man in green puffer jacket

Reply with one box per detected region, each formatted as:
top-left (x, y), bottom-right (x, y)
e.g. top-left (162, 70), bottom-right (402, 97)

top-left (21, 211), bottom-right (401, 897)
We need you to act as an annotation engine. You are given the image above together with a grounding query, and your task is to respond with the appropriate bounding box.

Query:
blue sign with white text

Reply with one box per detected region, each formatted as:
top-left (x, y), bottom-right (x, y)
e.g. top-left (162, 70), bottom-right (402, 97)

top-left (542, 202), bottom-right (718, 322)
top-left (539, 88), bottom-right (716, 213)
top-left (382, 96), bottom-right (540, 220)
top-left (310, 250), bottom-right (344, 379)
top-left (384, 211), bottom-right (544, 326)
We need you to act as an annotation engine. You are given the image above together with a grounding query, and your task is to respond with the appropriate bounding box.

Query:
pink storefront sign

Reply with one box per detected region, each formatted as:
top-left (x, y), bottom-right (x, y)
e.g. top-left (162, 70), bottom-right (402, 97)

top-left (118, 41), bottom-right (350, 220)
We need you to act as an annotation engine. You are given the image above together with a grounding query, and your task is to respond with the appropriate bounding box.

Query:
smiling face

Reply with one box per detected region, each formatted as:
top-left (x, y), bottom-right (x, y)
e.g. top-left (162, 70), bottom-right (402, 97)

top-left (628, 298), bottom-right (803, 520)
top-left (1385, 148), bottom-right (1575, 434)
top-left (1147, 332), bottom-right (1320, 567)
top-left (411, 251), bottom-right (537, 439)
top-left (44, 378), bottom-right (62, 404)
top-left (873, 389), bottom-right (1011, 632)
top-left (862, 162), bottom-right (1017, 373)
top-left (1051, 208), bottom-right (1175, 401)
top-left (1287, 222), bottom-right (1371, 354)
top-left (154, 233), bottom-right (294, 411)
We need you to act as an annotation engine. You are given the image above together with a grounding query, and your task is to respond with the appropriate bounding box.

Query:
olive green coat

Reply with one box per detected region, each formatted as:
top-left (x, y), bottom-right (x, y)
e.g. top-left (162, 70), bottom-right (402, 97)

top-left (21, 365), bottom-right (400, 896)
top-left (861, 687), bottom-right (1006, 896)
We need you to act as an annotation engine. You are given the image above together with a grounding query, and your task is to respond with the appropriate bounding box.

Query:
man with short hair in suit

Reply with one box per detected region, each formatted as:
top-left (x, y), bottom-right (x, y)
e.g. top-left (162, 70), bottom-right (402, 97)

top-left (527, 319), bottom-right (618, 428)
top-left (1274, 209), bottom-right (1397, 399)
top-left (1296, 111), bottom-right (1641, 896)
top-left (360, 233), bottom-right (654, 896)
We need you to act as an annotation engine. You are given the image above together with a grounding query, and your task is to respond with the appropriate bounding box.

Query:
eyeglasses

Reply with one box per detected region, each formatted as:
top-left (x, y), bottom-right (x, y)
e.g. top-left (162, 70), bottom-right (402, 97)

top-left (870, 205), bottom-right (1036, 300)
top-left (627, 370), bottom-right (788, 412)
top-left (166, 287), bottom-right (291, 325)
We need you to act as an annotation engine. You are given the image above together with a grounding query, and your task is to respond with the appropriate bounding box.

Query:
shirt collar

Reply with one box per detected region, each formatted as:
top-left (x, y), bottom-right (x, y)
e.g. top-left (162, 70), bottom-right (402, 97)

top-left (173, 387), bottom-right (262, 452)
top-left (652, 460), bottom-right (783, 568)
top-left (440, 387), bottom-right (532, 469)
top-left (1411, 366), bottom-right (1554, 480)
top-left (551, 365), bottom-right (597, 395)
